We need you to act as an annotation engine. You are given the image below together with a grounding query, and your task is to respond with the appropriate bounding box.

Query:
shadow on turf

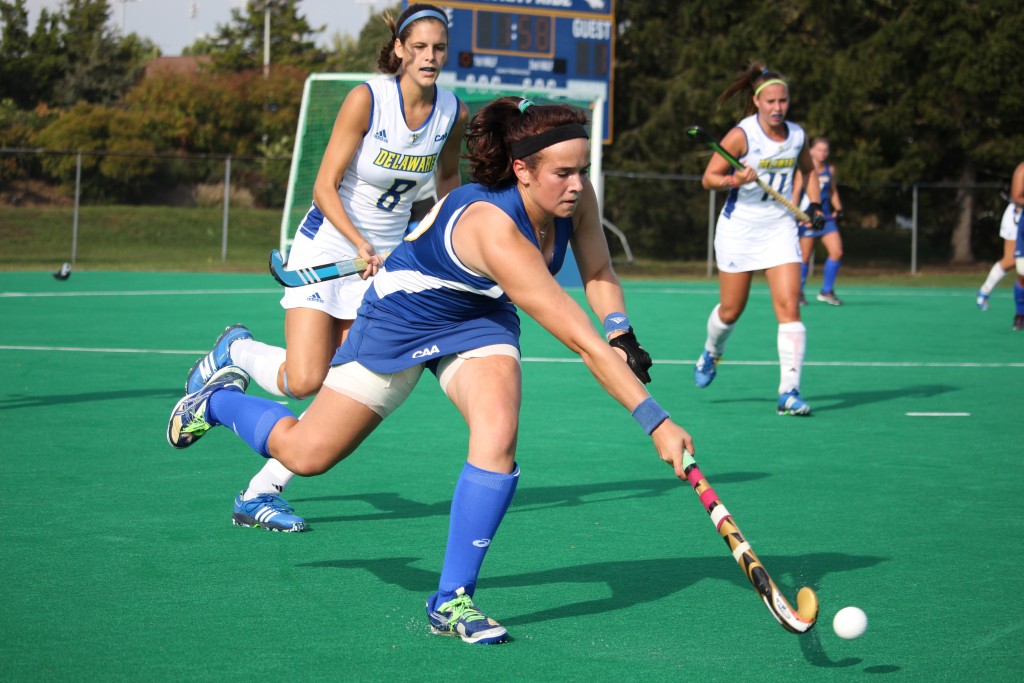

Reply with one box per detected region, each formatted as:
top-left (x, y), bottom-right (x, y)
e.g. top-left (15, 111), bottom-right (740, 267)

top-left (0, 387), bottom-right (183, 410)
top-left (705, 384), bottom-right (955, 414)
top-left (299, 551), bottom-right (885, 634)
top-left (294, 472), bottom-right (770, 524)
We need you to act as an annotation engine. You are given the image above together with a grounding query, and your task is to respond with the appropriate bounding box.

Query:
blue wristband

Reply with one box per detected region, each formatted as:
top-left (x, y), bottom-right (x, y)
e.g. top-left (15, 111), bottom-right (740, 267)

top-left (631, 397), bottom-right (669, 435)
top-left (604, 312), bottom-right (630, 337)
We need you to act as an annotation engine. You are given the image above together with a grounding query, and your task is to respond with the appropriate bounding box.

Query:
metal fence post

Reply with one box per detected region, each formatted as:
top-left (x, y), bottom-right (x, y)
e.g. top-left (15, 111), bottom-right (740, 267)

top-left (707, 190), bottom-right (715, 277)
top-left (71, 151), bottom-right (82, 264)
top-left (222, 155), bottom-right (231, 262)
top-left (911, 184), bottom-right (919, 274)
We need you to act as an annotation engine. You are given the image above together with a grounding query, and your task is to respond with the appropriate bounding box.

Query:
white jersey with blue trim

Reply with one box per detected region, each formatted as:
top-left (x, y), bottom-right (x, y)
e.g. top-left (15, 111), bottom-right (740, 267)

top-left (721, 115), bottom-right (806, 226)
top-left (333, 183), bottom-right (574, 373)
top-left (296, 75), bottom-right (460, 258)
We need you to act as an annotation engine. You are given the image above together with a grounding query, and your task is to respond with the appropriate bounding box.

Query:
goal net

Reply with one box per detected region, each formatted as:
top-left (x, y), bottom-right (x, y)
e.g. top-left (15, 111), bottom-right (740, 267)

top-left (279, 73), bottom-right (603, 254)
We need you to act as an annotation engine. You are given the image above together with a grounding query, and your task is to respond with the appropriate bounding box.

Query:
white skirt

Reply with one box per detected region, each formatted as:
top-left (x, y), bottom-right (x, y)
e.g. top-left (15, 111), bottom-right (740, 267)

top-left (278, 235), bottom-right (372, 320)
top-left (1000, 203), bottom-right (1021, 240)
top-left (714, 213), bottom-right (802, 273)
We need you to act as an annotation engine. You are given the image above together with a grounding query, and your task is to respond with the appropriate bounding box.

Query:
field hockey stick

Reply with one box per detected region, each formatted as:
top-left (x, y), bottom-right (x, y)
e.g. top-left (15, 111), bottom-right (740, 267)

top-left (686, 125), bottom-right (812, 224)
top-left (268, 249), bottom-right (368, 287)
top-left (682, 450), bottom-right (819, 633)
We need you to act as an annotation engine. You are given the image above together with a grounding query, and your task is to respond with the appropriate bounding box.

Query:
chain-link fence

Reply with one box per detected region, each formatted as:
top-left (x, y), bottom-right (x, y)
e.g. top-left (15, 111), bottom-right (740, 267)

top-left (1, 147), bottom-right (291, 271)
top-left (0, 147), bottom-right (1010, 273)
top-left (601, 171), bottom-right (1009, 273)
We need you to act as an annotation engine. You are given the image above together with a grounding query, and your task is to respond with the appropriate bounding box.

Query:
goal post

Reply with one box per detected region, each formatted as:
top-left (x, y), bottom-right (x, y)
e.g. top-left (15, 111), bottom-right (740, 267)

top-left (279, 72), bottom-right (604, 255)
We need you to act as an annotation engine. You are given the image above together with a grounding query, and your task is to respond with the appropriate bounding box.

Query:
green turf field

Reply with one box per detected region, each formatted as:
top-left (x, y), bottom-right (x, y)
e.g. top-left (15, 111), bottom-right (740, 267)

top-left (1, 271), bottom-right (1021, 681)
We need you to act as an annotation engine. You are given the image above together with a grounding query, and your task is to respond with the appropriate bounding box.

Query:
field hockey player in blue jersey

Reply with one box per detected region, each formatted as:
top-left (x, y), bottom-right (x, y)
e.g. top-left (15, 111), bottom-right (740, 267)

top-left (180, 4), bottom-right (468, 533)
top-left (795, 136), bottom-right (846, 306)
top-left (167, 96), bottom-right (695, 645)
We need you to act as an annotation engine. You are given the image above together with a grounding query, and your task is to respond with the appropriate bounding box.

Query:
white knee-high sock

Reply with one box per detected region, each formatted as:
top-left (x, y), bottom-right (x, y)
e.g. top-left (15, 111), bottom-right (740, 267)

top-left (778, 321), bottom-right (806, 395)
top-left (242, 459), bottom-right (296, 500)
top-left (980, 263), bottom-right (1007, 295)
top-left (704, 304), bottom-right (736, 357)
top-left (231, 338), bottom-right (286, 396)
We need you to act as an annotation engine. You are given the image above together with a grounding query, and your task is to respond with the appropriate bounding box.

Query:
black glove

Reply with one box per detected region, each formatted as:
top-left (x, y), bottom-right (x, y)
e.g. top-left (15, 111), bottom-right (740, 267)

top-left (834, 210), bottom-right (845, 227)
top-left (807, 202), bottom-right (826, 232)
top-left (609, 327), bottom-right (652, 384)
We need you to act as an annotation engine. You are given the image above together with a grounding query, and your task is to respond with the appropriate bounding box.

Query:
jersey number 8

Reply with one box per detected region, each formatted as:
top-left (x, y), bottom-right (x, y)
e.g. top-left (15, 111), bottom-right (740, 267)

top-left (377, 179), bottom-right (418, 211)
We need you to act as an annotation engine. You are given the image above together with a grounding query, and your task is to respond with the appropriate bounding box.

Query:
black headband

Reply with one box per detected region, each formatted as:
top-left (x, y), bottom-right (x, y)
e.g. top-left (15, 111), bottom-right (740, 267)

top-left (510, 123), bottom-right (589, 160)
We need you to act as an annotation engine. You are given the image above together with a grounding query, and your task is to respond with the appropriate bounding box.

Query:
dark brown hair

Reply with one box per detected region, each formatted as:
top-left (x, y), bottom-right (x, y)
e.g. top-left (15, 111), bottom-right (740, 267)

top-left (377, 4), bottom-right (449, 74)
top-left (717, 61), bottom-right (789, 117)
top-left (466, 97), bottom-right (590, 187)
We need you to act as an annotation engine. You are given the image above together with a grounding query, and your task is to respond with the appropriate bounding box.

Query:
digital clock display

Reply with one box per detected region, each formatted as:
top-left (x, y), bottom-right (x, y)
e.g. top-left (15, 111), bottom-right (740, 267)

top-left (475, 11), bottom-right (553, 56)
top-left (417, 0), bottom-right (616, 142)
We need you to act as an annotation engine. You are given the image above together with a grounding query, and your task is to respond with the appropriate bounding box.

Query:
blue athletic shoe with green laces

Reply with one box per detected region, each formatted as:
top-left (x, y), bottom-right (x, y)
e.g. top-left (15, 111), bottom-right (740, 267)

top-left (167, 365), bottom-right (249, 449)
top-left (233, 492), bottom-right (308, 532)
top-left (186, 324), bottom-right (252, 393)
top-left (777, 389), bottom-right (812, 416)
top-left (427, 587), bottom-right (509, 644)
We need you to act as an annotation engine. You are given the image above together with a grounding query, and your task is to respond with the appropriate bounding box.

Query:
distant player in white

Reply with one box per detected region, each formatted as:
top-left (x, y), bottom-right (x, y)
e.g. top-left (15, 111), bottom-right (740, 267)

top-left (692, 62), bottom-right (825, 416)
top-left (976, 161), bottom-right (1024, 327)
top-left (182, 4), bottom-right (468, 531)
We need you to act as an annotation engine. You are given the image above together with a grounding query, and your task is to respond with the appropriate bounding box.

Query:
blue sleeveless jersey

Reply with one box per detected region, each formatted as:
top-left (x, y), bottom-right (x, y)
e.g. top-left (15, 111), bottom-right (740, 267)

top-left (332, 183), bottom-right (574, 373)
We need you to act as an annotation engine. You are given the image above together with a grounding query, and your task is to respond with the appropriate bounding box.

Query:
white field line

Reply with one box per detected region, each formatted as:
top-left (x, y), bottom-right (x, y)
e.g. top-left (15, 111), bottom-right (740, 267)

top-left (0, 346), bottom-right (1021, 369)
top-left (0, 289), bottom-right (277, 298)
top-left (906, 412), bottom-right (971, 417)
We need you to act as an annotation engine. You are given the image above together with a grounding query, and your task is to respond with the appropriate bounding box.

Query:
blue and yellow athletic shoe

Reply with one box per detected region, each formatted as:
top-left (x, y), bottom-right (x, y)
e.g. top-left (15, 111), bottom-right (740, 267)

top-left (778, 389), bottom-right (812, 416)
top-left (233, 492), bottom-right (308, 532)
top-left (186, 324), bottom-right (252, 393)
top-left (427, 587), bottom-right (509, 644)
top-left (976, 290), bottom-right (990, 311)
top-left (694, 350), bottom-right (720, 388)
top-left (167, 365), bottom-right (249, 449)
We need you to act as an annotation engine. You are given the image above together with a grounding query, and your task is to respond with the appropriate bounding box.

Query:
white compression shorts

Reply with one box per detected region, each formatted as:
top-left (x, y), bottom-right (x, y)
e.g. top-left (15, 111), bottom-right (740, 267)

top-left (321, 344), bottom-right (521, 418)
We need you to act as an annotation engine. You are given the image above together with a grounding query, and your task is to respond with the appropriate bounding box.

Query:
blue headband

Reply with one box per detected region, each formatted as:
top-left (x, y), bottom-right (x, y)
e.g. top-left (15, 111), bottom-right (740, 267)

top-left (397, 9), bottom-right (448, 36)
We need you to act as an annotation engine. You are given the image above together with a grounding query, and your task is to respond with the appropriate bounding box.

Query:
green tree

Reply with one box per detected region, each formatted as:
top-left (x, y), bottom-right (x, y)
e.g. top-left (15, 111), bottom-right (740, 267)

top-left (56, 0), bottom-right (156, 106)
top-left (207, 0), bottom-right (326, 72)
top-left (326, 2), bottom-right (400, 73)
top-left (0, 0), bottom-right (64, 107)
top-left (32, 102), bottom-right (165, 201)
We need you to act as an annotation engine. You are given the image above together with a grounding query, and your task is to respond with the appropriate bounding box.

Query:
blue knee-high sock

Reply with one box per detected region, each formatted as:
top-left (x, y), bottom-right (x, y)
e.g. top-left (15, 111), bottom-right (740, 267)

top-left (800, 262), bottom-right (809, 290)
top-left (822, 258), bottom-right (841, 293)
top-left (432, 462), bottom-right (520, 607)
top-left (208, 389), bottom-right (294, 457)
top-left (1015, 281), bottom-right (1024, 315)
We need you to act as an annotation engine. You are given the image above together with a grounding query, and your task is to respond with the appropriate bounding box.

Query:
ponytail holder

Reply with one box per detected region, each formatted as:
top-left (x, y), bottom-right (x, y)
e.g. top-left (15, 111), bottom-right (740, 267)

top-left (518, 99), bottom-right (534, 113)
top-left (761, 67), bottom-right (770, 75)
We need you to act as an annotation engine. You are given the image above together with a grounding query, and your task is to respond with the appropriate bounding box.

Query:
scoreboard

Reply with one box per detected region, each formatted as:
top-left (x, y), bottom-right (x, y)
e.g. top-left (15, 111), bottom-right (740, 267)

top-left (405, 0), bottom-right (616, 143)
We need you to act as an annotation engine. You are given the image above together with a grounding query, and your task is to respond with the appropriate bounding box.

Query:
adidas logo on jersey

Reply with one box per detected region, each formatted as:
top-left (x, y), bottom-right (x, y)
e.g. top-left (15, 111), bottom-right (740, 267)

top-left (374, 129), bottom-right (388, 142)
top-left (306, 292), bottom-right (324, 304)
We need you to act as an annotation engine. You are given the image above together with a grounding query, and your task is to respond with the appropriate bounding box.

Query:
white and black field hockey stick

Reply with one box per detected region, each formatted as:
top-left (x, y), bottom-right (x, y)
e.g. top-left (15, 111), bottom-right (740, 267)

top-left (686, 125), bottom-right (812, 224)
top-left (682, 450), bottom-right (818, 633)
top-left (268, 249), bottom-right (369, 287)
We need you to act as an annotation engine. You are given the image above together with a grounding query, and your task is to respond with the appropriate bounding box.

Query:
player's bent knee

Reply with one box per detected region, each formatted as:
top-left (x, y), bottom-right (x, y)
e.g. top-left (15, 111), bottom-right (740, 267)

top-left (283, 370), bottom-right (328, 399)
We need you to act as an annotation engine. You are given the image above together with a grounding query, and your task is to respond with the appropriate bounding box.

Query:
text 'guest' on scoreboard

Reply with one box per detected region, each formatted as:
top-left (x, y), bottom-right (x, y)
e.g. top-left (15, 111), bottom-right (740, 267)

top-left (409, 0), bottom-right (616, 143)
